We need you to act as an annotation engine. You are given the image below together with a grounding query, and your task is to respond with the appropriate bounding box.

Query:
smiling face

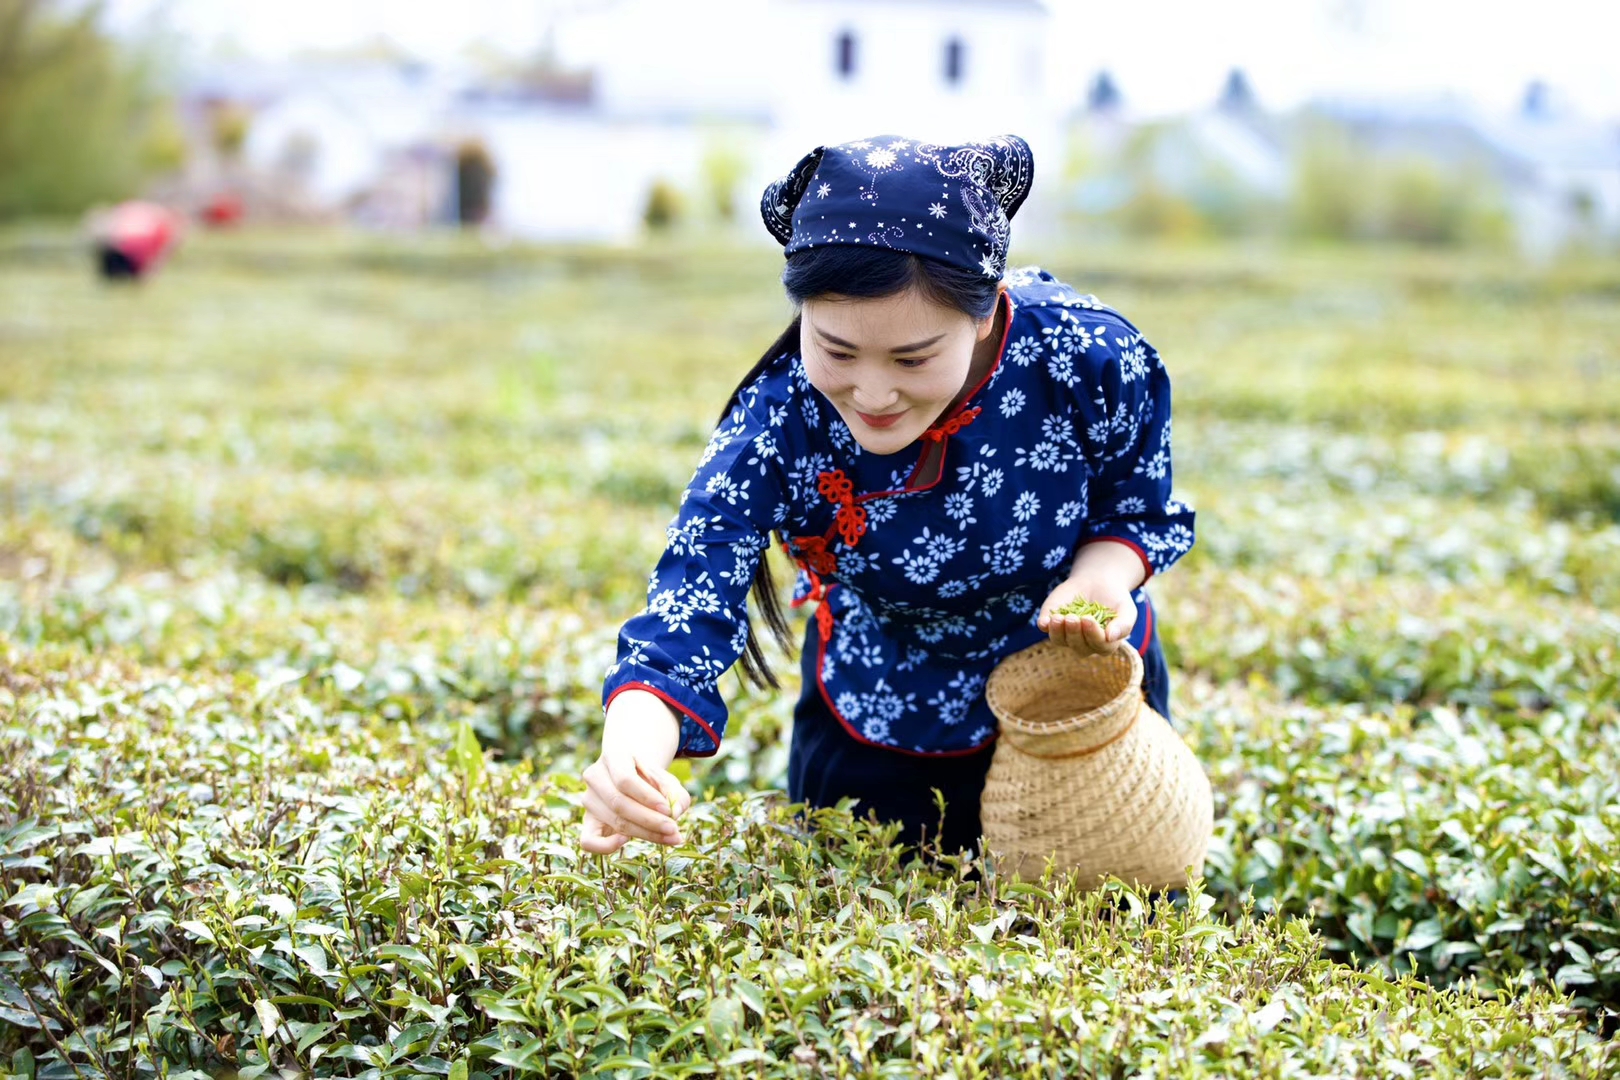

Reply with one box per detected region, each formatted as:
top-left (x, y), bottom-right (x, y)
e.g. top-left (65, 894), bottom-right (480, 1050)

top-left (801, 285), bottom-right (999, 455)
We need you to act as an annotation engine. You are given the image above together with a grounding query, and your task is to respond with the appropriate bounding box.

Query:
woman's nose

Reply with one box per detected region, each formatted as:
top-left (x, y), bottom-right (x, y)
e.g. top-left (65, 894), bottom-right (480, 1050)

top-left (852, 385), bottom-right (898, 411)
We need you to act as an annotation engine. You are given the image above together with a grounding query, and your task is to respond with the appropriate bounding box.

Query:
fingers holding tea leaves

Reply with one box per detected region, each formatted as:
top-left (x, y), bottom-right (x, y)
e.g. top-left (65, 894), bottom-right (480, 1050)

top-left (1082, 614), bottom-right (1123, 653)
top-left (586, 752), bottom-right (682, 843)
top-left (578, 807), bottom-right (631, 855)
top-left (583, 784), bottom-right (681, 846)
top-left (1039, 609), bottom-right (1075, 649)
top-left (605, 749), bottom-right (678, 818)
top-left (1042, 611), bottom-right (1075, 649)
top-left (1060, 613), bottom-right (1113, 654)
top-left (637, 757), bottom-right (692, 822)
top-left (1040, 596), bottom-right (1109, 653)
top-left (1056, 602), bottom-right (1112, 652)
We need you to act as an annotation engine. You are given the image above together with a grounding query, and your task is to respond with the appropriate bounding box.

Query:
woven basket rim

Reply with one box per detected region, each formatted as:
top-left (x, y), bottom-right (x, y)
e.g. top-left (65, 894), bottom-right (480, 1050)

top-left (987, 642), bottom-right (1143, 737)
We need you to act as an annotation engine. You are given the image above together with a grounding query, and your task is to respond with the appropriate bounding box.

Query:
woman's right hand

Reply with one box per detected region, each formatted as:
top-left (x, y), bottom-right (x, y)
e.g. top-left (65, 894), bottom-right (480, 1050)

top-left (579, 689), bottom-right (692, 855)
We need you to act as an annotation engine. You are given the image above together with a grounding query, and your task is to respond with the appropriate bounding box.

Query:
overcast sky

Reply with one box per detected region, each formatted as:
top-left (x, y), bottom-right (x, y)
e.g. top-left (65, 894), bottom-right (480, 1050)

top-left (106, 0), bottom-right (1620, 120)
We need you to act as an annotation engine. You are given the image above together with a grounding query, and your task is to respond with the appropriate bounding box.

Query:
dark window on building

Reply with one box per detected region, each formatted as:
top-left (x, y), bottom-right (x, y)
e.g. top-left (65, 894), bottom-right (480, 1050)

top-left (944, 38), bottom-right (965, 85)
top-left (836, 31), bottom-right (857, 79)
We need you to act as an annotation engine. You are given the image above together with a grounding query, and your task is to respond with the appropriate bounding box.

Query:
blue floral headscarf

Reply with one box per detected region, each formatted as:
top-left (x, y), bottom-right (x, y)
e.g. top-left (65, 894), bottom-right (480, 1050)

top-left (760, 134), bottom-right (1034, 279)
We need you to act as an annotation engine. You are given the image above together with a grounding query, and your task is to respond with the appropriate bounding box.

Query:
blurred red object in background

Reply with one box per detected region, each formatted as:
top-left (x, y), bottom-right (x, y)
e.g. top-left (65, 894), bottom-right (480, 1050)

top-left (92, 201), bottom-right (183, 280)
top-left (202, 192), bottom-right (244, 227)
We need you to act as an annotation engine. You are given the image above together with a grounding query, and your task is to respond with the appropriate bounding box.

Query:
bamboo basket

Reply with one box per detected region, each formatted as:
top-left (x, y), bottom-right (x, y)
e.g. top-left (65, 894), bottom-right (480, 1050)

top-left (979, 640), bottom-right (1213, 891)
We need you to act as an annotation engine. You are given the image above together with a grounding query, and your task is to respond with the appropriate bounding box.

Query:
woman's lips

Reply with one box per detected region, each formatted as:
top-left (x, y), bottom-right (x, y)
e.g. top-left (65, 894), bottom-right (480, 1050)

top-left (856, 408), bottom-right (906, 429)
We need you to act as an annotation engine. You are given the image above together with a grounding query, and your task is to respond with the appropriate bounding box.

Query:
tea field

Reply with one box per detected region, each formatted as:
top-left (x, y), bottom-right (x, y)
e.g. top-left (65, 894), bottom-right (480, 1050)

top-left (1, 230), bottom-right (1618, 1077)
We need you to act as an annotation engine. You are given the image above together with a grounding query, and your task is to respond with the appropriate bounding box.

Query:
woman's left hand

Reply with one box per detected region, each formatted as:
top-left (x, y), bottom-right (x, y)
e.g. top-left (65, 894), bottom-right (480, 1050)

top-left (1037, 574), bottom-right (1136, 656)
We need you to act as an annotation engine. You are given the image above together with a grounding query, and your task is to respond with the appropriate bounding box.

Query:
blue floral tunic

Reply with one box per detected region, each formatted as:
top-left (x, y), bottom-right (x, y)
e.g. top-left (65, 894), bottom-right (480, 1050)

top-left (602, 266), bottom-right (1196, 759)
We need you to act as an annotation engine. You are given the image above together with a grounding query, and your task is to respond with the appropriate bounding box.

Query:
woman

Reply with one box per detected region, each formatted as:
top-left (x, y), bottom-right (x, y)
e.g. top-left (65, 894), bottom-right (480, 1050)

top-left (579, 134), bottom-right (1195, 862)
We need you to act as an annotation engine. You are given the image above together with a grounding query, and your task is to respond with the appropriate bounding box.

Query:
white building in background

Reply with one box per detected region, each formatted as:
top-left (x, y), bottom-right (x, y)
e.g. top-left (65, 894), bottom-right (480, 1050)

top-left (221, 4), bottom-right (1619, 253)
top-left (554, 0), bottom-right (1054, 143)
top-left (510, 0), bottom-right (1062, 242)
top-left (1476, 94), bottom-right (1620, 258)
top-left (765, 0), bottom-right (1051, 144)
top-left (230, 0), bottom-right (1061, 242)
top-left (240, 62), bottom-right (457, 210)
top-left (751, 0), bottom-right (1063, 241)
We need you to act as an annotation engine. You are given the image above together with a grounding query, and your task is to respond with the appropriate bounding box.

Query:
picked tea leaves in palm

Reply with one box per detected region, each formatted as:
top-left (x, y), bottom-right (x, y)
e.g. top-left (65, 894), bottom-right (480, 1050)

top-left (1053, 597), bottom-right (1117, 627)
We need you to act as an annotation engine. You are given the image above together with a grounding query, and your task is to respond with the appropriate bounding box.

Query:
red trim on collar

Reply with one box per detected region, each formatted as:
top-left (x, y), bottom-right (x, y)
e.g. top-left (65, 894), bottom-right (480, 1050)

top-left (919, 406), bottom-right (981, 443)
top-left (878, 286), bottom-right (1014, 499)
top-left (926, 288), bottom-right (1012, 437)
top-left (604, 681), bottom-right (721, 759)
top-left (783, 290), bottom-right (1015, 657)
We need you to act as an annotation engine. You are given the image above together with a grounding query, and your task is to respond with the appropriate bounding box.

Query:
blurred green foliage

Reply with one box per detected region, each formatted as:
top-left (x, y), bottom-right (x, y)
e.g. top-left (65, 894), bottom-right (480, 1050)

top-left (1068, 113), bottom-right (1519, 249)
top-left (0, 0), bottom-right (174, 220)
top-left (700, 135), bottom-right (750, 224)
top-left (1288, 116), bottom-right (1514, 247)
top-left (1118, 121), bottom-right (1277, 242)
top-left (643, 178), bottom-right (683, 232)
top-left (207, 99), bottom-right (250, 161)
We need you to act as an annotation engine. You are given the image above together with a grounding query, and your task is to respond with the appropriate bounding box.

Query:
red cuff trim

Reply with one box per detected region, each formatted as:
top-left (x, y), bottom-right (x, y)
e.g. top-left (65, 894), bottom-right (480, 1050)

top-left (605, 681), bottom-right (721, 759)
top-left (1085, 536), bottom-right (1154, 585)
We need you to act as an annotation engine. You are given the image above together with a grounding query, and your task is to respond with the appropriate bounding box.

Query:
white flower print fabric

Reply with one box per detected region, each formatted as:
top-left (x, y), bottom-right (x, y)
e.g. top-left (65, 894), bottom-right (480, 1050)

top-left (603, 268), bottom-right (1196, 758)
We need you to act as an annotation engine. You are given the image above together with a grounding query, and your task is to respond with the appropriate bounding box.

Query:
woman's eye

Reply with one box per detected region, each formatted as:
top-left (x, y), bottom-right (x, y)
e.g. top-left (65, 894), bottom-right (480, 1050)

top-left (826, 350), bottom-right (855, 362)
top-left (897, 356), bottom-right (931, 369)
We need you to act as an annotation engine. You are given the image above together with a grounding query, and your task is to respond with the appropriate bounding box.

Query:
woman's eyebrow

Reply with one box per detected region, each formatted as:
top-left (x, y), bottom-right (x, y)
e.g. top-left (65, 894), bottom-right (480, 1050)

top-left (813, 326), bottom-right (947, 353)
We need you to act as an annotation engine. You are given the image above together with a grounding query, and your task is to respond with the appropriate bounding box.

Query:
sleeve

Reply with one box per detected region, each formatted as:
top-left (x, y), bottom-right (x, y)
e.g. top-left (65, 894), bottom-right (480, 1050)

top-left (1073, 320), bottom-right (1197, 583)
top-left (600, 384), bottom-right (792, 757)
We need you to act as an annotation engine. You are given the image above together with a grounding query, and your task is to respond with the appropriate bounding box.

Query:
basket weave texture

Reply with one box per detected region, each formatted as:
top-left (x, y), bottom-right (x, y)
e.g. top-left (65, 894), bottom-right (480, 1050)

top-left (979, 640), bottom-right (1213, 890)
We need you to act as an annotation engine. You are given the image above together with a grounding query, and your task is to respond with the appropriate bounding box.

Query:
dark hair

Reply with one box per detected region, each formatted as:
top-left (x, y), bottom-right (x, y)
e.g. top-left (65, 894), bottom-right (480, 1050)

top-left (720, 244), bottom-right (1001, 691)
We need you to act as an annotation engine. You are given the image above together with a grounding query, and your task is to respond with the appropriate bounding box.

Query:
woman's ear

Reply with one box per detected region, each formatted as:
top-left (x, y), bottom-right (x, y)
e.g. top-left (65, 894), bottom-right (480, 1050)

top-left (973, 288), bottom-right (1006, 342)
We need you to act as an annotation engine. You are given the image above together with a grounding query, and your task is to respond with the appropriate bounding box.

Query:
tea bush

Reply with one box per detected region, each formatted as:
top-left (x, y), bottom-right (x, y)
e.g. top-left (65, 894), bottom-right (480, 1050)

top-left (2, 230), bottom-right (1618, 1074)
top-left (0, 651), bottom-right (1612, 1077)
top-left (1187, 680), bottom-right (1620, 1004)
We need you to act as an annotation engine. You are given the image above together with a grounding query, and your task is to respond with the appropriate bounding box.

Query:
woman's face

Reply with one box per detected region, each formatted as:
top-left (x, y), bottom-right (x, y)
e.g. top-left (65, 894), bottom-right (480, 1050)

top-left (801, 285), bottom-right (997, 456)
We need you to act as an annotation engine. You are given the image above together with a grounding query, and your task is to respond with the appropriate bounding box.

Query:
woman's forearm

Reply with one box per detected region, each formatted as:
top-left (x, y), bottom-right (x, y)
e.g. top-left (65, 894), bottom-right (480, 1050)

top-left (602, 688), bottom-right (683, 768)
top-left (1069, 539), bottom-right (1148, 593)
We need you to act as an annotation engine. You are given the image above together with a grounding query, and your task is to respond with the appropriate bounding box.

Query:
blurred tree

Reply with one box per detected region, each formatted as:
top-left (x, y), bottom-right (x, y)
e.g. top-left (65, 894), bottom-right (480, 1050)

top-left (0, 0), bottom-right (169, 219)
top-left (1287, 117), bottom-right (1361, 241)
top-left (1111, 122), bottom-right (1218, 241)
top-left (1566, 186), bottom-right (1598, 231)
top-left (139, 101), bottom-right (188, 176)
top-left (209, 100), bottom-right (251, 161)
top-left (1381, 157), bottom-right (1511, 247)
top-left (455, 139), bottom-right (496, 225)
top-left (701, 138), bottom-right (749, 224)
top-left (1376, 157), bottom-right (1469, 245)
top-left (1288, 116), bottom-right (1511, 248)
top-left (643, 178), bottom-right (682, 232)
